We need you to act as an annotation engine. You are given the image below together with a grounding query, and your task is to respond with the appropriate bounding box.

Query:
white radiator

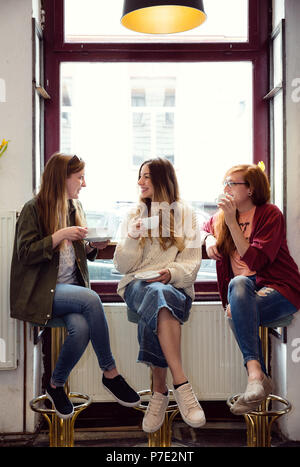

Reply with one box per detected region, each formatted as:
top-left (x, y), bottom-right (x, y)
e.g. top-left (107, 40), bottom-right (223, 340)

top-left (70, 302), bottom-right (247, 401)
top-left (0, 211), bottom-right (17, 370)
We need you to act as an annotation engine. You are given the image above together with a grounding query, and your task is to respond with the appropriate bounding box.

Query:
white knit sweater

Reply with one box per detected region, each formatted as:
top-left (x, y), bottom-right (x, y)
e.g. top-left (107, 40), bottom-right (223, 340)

top-left (113, 202), bottom-right (202, 300)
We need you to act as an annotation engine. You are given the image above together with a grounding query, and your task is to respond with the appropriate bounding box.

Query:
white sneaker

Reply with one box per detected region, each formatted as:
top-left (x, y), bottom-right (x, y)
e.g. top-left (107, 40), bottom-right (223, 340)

top-left (142, 391), bottom-right (169, 433)
top-left (173, 383), bottom-right (206, 428)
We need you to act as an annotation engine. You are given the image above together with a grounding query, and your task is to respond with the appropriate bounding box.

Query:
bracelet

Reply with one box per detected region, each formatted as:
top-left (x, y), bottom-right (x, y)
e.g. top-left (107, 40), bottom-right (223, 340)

top-left (88, 242), bottom-right (97, 250)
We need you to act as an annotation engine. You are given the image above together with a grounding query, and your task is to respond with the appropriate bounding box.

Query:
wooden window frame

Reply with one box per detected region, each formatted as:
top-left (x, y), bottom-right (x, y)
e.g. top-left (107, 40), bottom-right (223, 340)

top-left (43, 0), bottom-right (271, 302)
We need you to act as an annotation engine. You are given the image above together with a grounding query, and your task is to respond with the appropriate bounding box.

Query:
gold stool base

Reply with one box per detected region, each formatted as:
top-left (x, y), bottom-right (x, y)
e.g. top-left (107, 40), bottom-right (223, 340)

top-left (227, 393), bottom-right (291, 447)
top-left (135, 389), bottom-right (179, 447)
top-left (30, 392), bottom-right (92, 447)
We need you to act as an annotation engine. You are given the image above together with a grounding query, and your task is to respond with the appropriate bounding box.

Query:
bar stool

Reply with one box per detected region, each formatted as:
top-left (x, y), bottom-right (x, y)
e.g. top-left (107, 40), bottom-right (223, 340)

top-left (127, 307), bottom-right (179, 447)
top-left (227, 318), bottom-right (293, 447)
top-left (30, 318), bottom-right (92, 447)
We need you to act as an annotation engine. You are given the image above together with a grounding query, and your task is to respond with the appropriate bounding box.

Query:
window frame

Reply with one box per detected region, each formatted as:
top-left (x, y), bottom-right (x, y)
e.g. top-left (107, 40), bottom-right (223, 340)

top-left (43, 0), bottom-right (271, 302)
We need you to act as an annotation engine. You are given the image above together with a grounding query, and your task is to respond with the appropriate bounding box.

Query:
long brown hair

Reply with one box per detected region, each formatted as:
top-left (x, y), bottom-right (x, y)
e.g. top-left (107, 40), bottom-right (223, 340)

top-left (214, 164), bottom-right (270, 256)
top-left (36, 153), bottom-right (86, 237)
top-left (137, 158), bottom-right (184, 251)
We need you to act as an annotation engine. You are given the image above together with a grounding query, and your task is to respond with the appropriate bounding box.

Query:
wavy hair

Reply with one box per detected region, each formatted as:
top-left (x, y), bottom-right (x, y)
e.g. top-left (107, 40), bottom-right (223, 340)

top-left (214, 164), bottom-right (270, 256)
top-left (36, 153), bottom-right (86, 241)
top-left (137, 158), bottom-right (184, 251)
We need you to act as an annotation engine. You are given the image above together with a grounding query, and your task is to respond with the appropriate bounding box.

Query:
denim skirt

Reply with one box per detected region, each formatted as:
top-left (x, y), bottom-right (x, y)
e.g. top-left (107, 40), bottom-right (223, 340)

top-left (124, 279), bottom-right (192, 368)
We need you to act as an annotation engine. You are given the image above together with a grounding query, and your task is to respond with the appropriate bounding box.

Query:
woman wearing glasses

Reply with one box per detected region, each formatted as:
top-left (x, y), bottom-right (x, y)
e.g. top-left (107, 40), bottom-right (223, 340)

top-left (202, 164), bottom-right (300, 414)
top-left (10, 153), bottom-right (140, 419)
top-left (113, 158), bottom-right (205, 433)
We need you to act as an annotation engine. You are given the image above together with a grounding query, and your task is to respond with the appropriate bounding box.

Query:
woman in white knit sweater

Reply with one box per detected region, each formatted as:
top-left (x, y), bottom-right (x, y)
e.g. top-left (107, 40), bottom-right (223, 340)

top-left (113, 158), bottom-right (206, 433)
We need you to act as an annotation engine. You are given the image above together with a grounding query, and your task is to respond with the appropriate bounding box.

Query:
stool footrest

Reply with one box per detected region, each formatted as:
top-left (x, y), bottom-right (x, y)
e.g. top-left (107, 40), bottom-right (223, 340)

top-left (227, 393), bottom-right (291, 447)
top-left (30, 392), bottom-right (92, 447)
top-left (30, 392), bottom-right (92, 415)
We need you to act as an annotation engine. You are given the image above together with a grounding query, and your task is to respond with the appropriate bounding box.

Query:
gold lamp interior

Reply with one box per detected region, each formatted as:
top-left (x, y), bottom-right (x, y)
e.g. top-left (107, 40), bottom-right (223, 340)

top-left (121, 5), bottom-right (207, 34)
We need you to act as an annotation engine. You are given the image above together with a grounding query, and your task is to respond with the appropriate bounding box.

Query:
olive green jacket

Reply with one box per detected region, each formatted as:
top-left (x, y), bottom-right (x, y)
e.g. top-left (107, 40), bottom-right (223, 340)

top-left (10, 198), bottom-right (97, 325)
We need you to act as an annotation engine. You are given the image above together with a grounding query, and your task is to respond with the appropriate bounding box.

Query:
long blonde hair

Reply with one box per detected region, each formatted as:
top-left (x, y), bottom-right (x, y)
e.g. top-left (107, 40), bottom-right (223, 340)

top-left (137, 158), bottom-right (184, 251)
top-left (214, 164), bottom-right (271, 256)
top-left (36, 153), bottom-right (86, 238)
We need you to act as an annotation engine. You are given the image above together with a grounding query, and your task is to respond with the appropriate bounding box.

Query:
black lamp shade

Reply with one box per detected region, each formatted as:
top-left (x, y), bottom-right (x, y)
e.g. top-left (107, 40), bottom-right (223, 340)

top-left (121, 0), bottom-right (207, 34)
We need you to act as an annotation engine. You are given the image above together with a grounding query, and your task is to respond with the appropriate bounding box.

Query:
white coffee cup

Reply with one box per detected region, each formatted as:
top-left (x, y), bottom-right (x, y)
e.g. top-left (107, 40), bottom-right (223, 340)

top-left (87, 227), bottom-right (97, 237)
top-left (215, 193), bottom-right (234, 204)
top-left (215, 194), bottom-right (226, 204)
top-left (141, 215), bottom-right (159, 229)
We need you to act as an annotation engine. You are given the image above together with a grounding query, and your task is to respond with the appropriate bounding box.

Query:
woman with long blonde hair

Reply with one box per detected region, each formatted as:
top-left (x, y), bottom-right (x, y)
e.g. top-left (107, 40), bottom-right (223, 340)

top-left (202, 164), bottom-right (300, 415)
top-left (10, 153), bottom-right (140, 419)
top-left (114, 158), bottom-right (205, 433)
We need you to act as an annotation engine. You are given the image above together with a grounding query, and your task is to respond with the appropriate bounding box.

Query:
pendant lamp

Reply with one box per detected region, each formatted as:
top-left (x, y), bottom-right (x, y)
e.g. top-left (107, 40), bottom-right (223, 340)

top-left (121, 1), bottom-right (207, 34)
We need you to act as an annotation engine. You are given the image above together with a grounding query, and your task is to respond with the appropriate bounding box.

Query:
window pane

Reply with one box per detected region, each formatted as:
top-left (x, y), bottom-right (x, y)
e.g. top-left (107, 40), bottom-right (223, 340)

top-left (132, 112), bottom-right (151, 166)
top-left (273, 32), bottom-right (283, 87)
top-left (60, 61), bottom-right (253, 280)
top-left (273, 91), bottom-right (284, 212)
top-left (64, 0), bottom-right (248, 43)
top-left (130, 77), bottom-right (176, 166)
top-left (88, 258), bottom-right (216, 282)
top-left (156, 112), bottom-right (175, 163)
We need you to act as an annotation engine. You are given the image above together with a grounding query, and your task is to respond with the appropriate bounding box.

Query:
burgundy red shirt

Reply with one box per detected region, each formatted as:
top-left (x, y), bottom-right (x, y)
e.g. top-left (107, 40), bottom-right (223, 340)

top-left (203, 203), bottom-right (300, 310)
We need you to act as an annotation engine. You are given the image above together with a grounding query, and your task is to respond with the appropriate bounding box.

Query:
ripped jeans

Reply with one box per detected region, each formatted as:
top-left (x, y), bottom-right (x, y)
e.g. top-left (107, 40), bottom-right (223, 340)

top-left (227, 275), bottom-right (297, 374)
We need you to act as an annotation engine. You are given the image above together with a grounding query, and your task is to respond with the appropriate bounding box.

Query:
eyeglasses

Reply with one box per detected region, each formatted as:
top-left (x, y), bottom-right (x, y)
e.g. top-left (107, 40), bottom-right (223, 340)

top-left (223, 181), bottom-right (249, 188)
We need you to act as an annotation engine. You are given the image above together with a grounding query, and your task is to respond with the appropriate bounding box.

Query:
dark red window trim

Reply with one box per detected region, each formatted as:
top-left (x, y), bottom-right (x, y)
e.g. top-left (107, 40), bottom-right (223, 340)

top-left (43, 0), bottom-right (271, 302)
top-left (93, 245), bottom-right (220, 302)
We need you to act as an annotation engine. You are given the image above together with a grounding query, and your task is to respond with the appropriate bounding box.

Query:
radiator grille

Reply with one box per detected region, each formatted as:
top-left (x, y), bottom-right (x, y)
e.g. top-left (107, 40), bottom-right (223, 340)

top-left (0, 211), bottom-right (17, 370)
top-left (70, 302), bottom-right (247, 401)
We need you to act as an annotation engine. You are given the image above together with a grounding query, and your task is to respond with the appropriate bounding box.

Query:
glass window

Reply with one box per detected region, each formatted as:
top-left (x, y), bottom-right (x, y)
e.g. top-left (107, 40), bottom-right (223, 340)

top-left (60, 61), bottom-right (253, 281)
top-left (64, 0), bottom-right (249, 43)
top-left (131, 78), bottom-right (175, 166)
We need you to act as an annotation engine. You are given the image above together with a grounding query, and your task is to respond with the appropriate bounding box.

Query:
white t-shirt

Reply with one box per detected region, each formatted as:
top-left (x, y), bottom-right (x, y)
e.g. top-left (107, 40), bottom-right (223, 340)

top-left (57, 241), bottom-right (78, 284)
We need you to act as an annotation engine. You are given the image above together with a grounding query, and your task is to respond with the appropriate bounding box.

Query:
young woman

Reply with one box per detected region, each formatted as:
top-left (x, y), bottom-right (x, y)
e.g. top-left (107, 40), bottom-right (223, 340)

top-left (113, 158), bottom-right (206, 433)
top-left (202, 164), bottom-right (300, 414)
top-left (10, 153), bottom-right (140, 419)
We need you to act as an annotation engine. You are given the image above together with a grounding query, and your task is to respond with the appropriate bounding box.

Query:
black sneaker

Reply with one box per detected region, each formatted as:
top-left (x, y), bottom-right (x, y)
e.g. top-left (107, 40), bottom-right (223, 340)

top-left (46, 383), bottom-right (74, 419)
top-left (102, 375), bottom-right (141, 407)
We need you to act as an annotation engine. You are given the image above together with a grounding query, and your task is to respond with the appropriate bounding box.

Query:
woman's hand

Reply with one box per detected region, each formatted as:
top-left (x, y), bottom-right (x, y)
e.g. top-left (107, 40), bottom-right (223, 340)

top-left (205, 235), bottom-right (222, 261)
top-left (128, 218), bottom-right (145, 239)
top-left (225, 304), bottom-right (232, 318)
top-left (52, 226), bottom-right (88, 249)
top-left (88, 240), bottom-right (109, 251)
top-left (217, 194), bottom-right (250, 258)
top-left (217, 194), bottom-right (237, 227)
top-left (146, 269), bottom-right (171, 284)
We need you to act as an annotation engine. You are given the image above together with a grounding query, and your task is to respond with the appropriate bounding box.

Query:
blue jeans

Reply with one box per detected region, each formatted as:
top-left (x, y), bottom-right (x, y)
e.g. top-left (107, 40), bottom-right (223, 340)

top-left (124, 280), bottom-right (192, 368)
top-left (51, 283), bottom-right (115, 387)
top-left (228, 275), bottom-right (297, 374)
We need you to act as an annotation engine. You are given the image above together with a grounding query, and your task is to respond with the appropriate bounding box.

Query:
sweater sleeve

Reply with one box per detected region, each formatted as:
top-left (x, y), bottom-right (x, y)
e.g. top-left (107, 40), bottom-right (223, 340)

top-left (241, 205), bottom-right (285, 271)
top-left (113, 237), bottom-right (144, 274)
top-left (113, 211), bottom-right (144, 274)
top-left (168, 208), bottom-right (202, 289)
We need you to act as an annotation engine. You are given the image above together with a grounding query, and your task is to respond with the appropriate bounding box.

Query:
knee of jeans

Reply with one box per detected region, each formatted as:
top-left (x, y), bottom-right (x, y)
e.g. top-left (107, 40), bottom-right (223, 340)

top-left (84, 288), bottom-right (104, 311)
top-left (67, 314), bottom-right (89, 341)
top-left (228, 275), bottom-right (253, 301)
top-left (161, 284), bottom-right (179, 302)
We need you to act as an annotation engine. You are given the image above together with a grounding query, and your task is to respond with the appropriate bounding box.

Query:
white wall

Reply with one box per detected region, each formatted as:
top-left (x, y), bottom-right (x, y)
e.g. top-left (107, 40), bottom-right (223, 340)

top-left (273, 0), bottom-right (300, 441)
top-left (0, 0), bottom-right (33, 211)
top-left (0, 0), bottom-right (40, 433)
